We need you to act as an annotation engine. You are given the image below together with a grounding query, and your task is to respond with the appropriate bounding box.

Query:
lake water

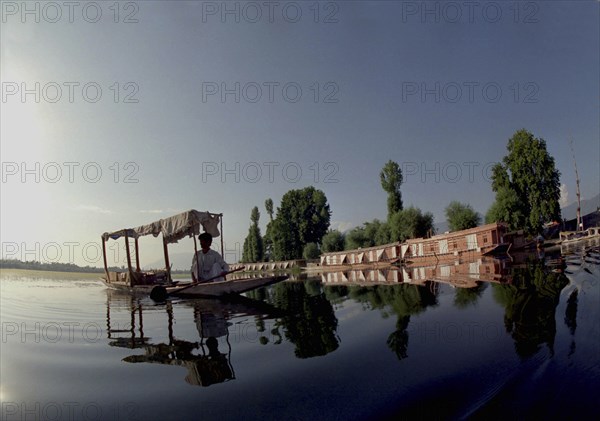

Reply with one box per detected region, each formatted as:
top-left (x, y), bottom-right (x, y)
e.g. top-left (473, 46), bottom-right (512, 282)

top-left (1, 245), bottom-right (599, 420)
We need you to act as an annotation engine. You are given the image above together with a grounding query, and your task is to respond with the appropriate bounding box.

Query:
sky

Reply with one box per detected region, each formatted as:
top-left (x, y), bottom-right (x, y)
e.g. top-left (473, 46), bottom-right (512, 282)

top-left (1, 1), bottom-right (599, 269)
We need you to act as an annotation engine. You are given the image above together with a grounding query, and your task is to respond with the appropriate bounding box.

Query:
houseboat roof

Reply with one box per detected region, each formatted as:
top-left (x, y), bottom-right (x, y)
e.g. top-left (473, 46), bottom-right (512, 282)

top-left (404, 222), bottom-right (507, 244)
top-left (323, 241), bottom-right (401, 256)
top-left (102, 209), bottom-right (222, 244)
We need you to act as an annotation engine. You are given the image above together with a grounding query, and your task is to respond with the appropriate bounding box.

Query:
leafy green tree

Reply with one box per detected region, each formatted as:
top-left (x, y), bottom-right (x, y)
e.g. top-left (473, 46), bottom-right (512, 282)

top-left (485, 185), bottom-right (524, 228)
top-left (242, 206), bottom-right (264, 263)
top-left (321, 230), bottom-right (345, 253)
top-left (364, 219), bottom-right (391, 245)
top-left (343, 219), bottom-right (392, 250)
top-left (445, 201), bottom-right (481, 231)
top-left (270, 187), bottom-right (331, 260)
top-left (344, 225), bottom-right (370, 250)
top-left (389, 207), bottom-right (434, 242)
top-left (488, 129), bottom-right (561, 233)
top-left (302, 242), bottom-right (320, 259)
top-left (380, 160), bottom-right (403, 219)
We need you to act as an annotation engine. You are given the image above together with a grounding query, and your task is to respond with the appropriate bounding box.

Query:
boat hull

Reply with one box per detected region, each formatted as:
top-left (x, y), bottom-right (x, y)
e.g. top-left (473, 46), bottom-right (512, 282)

top-left (102, 275), bottom-right (288, 297)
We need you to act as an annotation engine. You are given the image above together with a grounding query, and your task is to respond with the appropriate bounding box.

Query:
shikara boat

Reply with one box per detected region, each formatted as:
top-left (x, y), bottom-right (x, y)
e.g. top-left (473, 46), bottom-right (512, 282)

top-left (559, 227), bottom-right (600, 244)
top-left (100, 209), bottom-right (287, 298)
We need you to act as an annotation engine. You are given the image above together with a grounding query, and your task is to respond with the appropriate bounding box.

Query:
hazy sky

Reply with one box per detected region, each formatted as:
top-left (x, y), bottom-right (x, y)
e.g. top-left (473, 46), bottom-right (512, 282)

top-left (1, 1), bottom-right (599, 268)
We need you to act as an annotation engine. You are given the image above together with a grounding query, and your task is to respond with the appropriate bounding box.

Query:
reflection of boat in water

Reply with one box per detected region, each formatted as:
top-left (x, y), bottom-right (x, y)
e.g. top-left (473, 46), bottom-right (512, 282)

top-left (105, 289), bottom-right (283, 386)
top-left (319, 257), bottom-right (513, 289)
top-left (560, 227), bottom-right (600, 248)
top-left (318, 248), bottom-right (570, 289)
top-left (121, 303), bottom-right (235, 387)
top-left (403, 257), bottom-right (512, 288)
top-left (99, 210), bottom-right (287, 297)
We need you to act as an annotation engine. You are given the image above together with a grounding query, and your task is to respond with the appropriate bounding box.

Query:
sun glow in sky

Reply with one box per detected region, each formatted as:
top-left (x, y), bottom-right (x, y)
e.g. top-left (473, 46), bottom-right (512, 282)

top-left (1, 1), bottom-right (599, 268)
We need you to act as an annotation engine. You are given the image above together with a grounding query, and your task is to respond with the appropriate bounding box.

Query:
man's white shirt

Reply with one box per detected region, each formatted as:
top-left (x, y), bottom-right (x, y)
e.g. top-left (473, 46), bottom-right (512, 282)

top-left (191, 249), bottom-right (229, 281)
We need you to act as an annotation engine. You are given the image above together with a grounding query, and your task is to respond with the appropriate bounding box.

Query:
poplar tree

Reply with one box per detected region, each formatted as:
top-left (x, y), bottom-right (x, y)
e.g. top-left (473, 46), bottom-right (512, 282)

top-left (242, 206), bottom-right (264, 263)
top-left (380, 160), bottom-right (403, 219)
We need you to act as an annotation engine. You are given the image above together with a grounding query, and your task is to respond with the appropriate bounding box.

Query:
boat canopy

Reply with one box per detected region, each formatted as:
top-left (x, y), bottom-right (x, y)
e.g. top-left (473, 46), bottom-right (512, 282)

top-left (102, 210), bottom-right (221, 244)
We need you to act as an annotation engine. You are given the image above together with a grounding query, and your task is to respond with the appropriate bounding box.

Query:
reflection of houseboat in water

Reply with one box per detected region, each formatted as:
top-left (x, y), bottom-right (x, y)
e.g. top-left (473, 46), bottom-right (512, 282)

top-left (104, 290), bottom-right (281, 387)
top-left (320, 249), bottom-right (566, 289)
top-left (320, 257), bottom-right (513, 289)
top-left (320, 223), bottom-right (529, 269)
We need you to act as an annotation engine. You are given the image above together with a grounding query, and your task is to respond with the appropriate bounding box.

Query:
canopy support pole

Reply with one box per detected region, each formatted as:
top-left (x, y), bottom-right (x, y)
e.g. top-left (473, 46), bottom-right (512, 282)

top-left (101, 237), bottom-right (109, 281)
top-left (163, 236), bottom-right (171, 283)
top-left (124, 233), bottom-right (133, 272)
top-left (193, 229), bottom-right (200, 282)
top-left (124, 232), bottom-right (134, 286)
top-left (134, 237), bottom-right (141, 272)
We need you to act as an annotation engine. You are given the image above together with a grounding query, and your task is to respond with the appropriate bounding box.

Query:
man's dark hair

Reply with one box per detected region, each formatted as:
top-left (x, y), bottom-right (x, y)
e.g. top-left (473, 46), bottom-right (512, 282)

top-left (199, 232), bottom-right (213, 242)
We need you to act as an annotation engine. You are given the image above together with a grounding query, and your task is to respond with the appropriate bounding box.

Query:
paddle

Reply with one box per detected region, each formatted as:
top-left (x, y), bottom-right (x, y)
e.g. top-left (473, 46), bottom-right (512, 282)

top-left (150, 267), bottom-right (245, 301)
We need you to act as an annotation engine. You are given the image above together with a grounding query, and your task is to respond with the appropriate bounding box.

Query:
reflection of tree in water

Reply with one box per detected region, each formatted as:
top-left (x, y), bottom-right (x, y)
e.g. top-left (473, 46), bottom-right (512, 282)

top-left (564, 289), bottom-right (578, 335)
top-left (259, 279), bottom-right (340, 358)
top-left (492, 260), bottom-right (568, 358)
top-left (346, 283), bottom-right (438, 360)
top-left (564, 289), bottom-right (578, 357)
top-left (453, 282), bottom-right (488, 309)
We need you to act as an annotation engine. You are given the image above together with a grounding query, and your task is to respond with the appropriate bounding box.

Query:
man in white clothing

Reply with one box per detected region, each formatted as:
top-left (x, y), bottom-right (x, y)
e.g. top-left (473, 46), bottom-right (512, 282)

top-left (191, 233), bottom-right (229, 282)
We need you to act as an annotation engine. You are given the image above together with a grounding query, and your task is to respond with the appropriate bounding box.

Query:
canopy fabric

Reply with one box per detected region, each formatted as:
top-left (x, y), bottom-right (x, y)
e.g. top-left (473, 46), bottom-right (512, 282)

top-left (102, 210), bottom-right (221, 244)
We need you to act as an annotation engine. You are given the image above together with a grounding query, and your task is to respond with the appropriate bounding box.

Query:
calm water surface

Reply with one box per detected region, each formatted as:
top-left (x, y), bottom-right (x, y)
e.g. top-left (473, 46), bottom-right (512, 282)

top-left (1, 247), bottom-right (599, 420)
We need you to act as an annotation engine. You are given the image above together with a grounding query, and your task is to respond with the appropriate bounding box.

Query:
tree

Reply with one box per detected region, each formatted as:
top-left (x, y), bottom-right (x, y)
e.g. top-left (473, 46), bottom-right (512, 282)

top-left (242, 206), bottom-right (264, 263)
top-left (303, 243), bottom-right (320, 259)
top-left (265, 198), bottom-right (274, 221)
top-left (250, 206), bottom-right (260, 225)
top-left (380, 160), bottom-right (403, 219)
top-left (389, 207), bottom-right (434, 242)
top-left (344, 225), bottom-right (371, 250)
top-left (263, 198), bottom-right (275, 260)
top-left (367, 219), bottom-right (391, 245)
top-left (270, 187), bottom-right (331, 260)
top-left (445, 201), bottom-right (481, 231)
top-left (321, 230), bottom-right (345, 253)
top-left (343, 219), bottom-right (391, 250)
top-left (485, 186), bottom-right (524, 228)
top-left (488, 129), bottom-right (561, 233)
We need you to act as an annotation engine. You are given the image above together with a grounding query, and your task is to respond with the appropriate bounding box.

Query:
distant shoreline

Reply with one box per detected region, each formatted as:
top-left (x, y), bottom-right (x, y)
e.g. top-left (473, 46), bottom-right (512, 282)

top-left (0, 268), bottom-right (103, 279)
top-left (0, 259), bottom-right (190, 275)
top-left (0, 268), bottom-right (191, 280)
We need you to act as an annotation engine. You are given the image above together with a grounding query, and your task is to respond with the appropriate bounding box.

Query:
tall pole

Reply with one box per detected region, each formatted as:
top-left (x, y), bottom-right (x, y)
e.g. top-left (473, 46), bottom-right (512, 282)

top-left (570, 140), bottom-right (582, 231)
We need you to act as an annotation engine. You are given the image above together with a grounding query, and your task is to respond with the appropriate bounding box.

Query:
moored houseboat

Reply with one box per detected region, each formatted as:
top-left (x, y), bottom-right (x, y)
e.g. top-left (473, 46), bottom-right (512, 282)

top-left (318, 222), bottom-right (515, 269)
top-left (319, 241), bottom-right (401, 270)
top-left (400, 222), bottom-right (512, 265)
